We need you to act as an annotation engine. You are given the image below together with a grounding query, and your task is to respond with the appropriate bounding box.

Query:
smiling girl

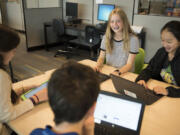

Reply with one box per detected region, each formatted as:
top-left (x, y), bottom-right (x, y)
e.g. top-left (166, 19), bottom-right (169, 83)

top-left (94, 8), bottom-right (139, 75)
top-left (135, 21), bottom-right (180, 97)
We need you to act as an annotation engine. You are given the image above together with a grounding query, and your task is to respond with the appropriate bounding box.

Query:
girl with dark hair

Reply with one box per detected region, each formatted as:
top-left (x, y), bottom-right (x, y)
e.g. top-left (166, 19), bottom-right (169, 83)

top-left (135, 21), bottom-right (180, 97)
top-left (0, 25), bottom-right (48, 135)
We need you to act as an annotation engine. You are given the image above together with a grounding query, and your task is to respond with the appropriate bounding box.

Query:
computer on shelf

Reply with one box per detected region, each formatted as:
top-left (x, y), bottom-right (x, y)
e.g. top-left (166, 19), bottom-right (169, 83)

top-left (66, 2), bottom-right (81, 25)
top-left (96, 4), bottom-right (115, 32)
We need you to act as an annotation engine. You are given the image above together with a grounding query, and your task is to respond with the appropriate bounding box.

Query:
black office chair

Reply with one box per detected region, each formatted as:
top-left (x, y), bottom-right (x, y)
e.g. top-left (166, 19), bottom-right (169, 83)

top-left (52, 19), bottom-right (77, 58)
top-left (85, 25), bottom-right (101, 58)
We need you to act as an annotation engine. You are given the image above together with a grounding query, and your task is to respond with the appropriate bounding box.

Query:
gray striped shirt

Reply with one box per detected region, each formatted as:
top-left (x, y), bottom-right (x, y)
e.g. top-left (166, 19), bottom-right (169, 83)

top-left (100, 35), bottom-right (139, 70)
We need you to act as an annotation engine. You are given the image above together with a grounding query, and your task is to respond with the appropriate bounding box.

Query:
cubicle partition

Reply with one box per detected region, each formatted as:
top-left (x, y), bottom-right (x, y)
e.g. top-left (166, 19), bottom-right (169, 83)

top-left (23, 0), bottom-right (63, 50)
top-left (133, 14), bottom-right (180, 62)
top-left (93, 0), bottom-right (135, 25)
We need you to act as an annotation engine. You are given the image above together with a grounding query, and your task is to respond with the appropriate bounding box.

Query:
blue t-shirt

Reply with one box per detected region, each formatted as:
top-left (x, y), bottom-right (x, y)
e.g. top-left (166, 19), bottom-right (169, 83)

top-left (30, 125), bottom-right (79, 135)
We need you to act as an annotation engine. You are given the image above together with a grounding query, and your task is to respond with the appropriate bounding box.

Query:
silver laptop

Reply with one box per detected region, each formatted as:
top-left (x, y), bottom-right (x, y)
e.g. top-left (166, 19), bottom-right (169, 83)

top-left (94, 90), bottom-right (145, 135)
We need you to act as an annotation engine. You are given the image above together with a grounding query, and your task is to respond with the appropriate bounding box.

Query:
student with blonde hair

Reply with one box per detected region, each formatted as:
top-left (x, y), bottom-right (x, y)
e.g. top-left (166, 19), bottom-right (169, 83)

top-left (94, 8), bottom-right (139, 75)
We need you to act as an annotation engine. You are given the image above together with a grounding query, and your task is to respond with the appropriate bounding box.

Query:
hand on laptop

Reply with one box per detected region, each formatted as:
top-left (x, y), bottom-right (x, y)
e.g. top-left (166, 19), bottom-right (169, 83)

top-left (94, 65), bottom-right (102, 73)
top-left (153, 86), bottom-right (168, 96)
top-left (112, 69), bottom-right (122, 76)
top-left (137, 80), bottom-right (148, 89)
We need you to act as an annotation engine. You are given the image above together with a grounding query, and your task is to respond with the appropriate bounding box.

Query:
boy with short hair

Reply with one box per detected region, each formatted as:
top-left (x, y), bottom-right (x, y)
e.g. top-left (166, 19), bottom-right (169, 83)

top-left (30, 61), bottom-right (100, 135)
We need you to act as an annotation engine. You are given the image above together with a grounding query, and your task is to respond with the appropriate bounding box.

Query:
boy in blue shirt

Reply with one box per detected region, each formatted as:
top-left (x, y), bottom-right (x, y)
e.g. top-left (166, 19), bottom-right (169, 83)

top-left (30, 61), bottom-right (100, 135)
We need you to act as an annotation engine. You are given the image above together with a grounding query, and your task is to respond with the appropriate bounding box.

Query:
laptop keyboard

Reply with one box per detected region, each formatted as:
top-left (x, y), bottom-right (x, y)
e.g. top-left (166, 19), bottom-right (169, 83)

top-left (141, 89), bottom-right (162, 105)
top-left (146, 89), bottom-right (163, 98)
top-left (95, 124), bottom-right (121, 135)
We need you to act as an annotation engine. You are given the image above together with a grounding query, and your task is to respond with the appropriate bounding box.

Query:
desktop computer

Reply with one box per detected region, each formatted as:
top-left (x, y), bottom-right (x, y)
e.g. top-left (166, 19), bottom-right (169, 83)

top-left (96, 4), bottom-right (115, 32)
top-left (66, 2), bottom-right (78, 18)
top-left (66, 2), bottom-right (81, 25)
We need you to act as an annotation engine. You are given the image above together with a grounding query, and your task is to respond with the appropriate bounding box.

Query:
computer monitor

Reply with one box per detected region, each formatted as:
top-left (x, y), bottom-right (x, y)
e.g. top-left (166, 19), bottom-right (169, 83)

top-left (97, 4), bottom-right (115, 21)
top-left (66, 2), bottom-right (78, 18)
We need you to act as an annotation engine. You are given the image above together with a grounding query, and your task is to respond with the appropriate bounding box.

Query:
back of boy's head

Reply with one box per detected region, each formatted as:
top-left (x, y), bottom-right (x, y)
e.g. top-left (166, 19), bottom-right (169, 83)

top-left (48, 61), bottom-right (100, 125)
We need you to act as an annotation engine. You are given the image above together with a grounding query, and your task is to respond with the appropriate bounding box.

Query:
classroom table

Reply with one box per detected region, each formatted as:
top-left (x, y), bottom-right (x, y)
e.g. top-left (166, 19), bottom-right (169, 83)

top-left (8, 59), bottom-right (180, 135)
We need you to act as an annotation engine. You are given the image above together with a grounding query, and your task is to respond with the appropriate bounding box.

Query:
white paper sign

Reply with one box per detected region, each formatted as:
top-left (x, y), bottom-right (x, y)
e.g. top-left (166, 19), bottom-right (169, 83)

top-left (124, 89), bottom-right (137, 98)
top-left (96, 0), bottom-right (103, 4)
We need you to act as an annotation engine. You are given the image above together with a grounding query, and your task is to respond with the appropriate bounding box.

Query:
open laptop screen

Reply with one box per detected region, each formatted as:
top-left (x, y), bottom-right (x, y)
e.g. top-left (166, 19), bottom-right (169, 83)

top-left (94, 91), bottom-right (144, 131)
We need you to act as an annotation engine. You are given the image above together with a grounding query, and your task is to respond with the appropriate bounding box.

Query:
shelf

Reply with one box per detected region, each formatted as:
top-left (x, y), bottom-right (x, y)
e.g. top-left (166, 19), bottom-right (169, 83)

top-left (138, 0), bottom-right (180, 17)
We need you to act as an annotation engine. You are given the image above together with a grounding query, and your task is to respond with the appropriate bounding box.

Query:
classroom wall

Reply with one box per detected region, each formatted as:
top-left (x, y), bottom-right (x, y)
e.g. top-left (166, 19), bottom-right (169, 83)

top-left (24, 0), bottom-right (135, 49)
top-left (0, 0), bottom-right (24, 30)
top-left (1, 0), bottom-right (135, 30)
top-left (65, 0), bottom-right (134, 25)
top-left (1, 0), bottom-right (135, 49)
top-left (133, 15), bottom-right (180, 62)
top-left (65, 0), bottom-right (93, 24)
top-left (23, 0), bottom-right (63, 48)
top-left (94, 0), bottom-right (134, 25)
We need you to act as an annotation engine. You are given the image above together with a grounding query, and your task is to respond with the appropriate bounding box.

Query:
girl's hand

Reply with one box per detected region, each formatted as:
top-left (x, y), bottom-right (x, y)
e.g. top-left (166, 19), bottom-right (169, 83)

top-left (112, 69), bottom-right (121, 76)
top-left (31, 88), bottom-right (48, 105)
top-left (153, 86), bottom-right (168, 96)
top-left (35, 88), bottom-right (48, 103)
top-left (23, 84), bottom-right (39, 92)
top-left (94, 65), bottom-right (102, 72)
top-left (137, 80), bottom-right (148, 89)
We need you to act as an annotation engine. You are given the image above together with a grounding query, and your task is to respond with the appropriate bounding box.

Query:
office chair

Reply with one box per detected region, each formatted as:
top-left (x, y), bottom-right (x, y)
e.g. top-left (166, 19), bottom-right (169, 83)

top-left (134, 48), bottom-right (145, 74)
top-left (52, 19), bottom-right (77, 58)
top-left (85, 25), bottom-right (101, 58)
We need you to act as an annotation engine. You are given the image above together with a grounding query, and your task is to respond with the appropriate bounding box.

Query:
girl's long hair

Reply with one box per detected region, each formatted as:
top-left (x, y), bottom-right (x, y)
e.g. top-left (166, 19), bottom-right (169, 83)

top-left (105, 8), bottom-right (135, 54)
top-left (0, 25), bottom-right (20, 104)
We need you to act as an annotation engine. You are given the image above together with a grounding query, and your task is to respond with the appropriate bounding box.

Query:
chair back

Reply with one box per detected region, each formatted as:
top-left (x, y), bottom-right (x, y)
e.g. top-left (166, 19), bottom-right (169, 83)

top-left (134, 48), bottom-right (145, 74)
top-left (85, 25), bottom-right (101, 46)
top-left (52, 19), bottom-right (65, 36)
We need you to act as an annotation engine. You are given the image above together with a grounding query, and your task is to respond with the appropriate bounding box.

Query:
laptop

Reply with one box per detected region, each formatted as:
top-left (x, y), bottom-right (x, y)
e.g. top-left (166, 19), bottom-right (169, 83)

top-left (94, 90), bottom-right (145, 135)
top-left (110, 74), bottom-right (163, 105)
top-left (97, 72), bottom-right (110, 82)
